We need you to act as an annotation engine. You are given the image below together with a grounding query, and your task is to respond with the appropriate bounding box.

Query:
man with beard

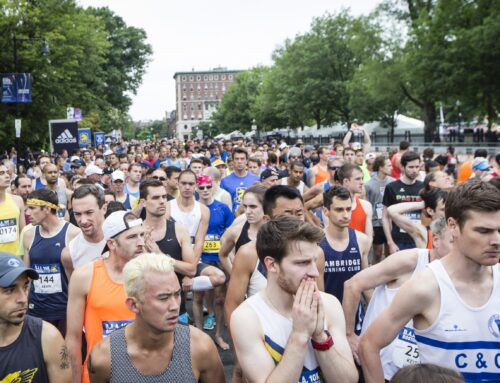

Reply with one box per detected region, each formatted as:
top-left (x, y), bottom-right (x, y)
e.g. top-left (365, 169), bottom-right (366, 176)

top-left (0, 253), bottom-right (71, 382)
top-left (382, 151), bottom-right (424, 253)
top-left (61, 185), bottom-right (107, 278)
top-left (41, 163), bottom-right (72, 220)
top-left (87, 253), bottom-right (225, 382)
top-left (66, 211), bottom-right (146, 383)
top-left (231, 215), bottom-right (358, 383)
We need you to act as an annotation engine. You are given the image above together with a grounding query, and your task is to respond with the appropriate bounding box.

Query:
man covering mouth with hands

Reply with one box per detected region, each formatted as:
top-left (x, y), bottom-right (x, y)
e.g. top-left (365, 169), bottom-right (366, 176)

top-left (230, 215), bottom-right (358, 383)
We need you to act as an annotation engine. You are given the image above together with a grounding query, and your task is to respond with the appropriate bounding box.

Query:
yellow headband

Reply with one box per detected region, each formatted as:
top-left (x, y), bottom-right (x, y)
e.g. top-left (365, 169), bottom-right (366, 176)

top-left (27, 198), bottom-right (62, 210)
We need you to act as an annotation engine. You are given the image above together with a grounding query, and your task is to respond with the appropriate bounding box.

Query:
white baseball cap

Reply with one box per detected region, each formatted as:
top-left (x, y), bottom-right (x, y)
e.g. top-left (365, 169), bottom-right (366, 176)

top-left (85, 164), bottom-right (103, 177)
top-left (103, 149), bottom-right (114, 156)
top-left (111, 170), bottom-right (125, 182)
top-left (102, 211), bottom-right (143, 253)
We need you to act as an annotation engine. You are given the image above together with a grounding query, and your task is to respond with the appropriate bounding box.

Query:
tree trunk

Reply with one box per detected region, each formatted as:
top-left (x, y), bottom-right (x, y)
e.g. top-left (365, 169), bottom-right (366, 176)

top-left (422, 101), bottom-right (436, 143)
top-left (315, 111), bottom-right (321, 129)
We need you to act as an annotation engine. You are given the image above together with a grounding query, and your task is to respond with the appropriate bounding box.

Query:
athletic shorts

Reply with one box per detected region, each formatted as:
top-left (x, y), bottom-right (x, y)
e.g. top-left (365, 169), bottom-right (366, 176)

top-left (373, 226), bottom-right (387, 245)
top-left (196, 261), bottom-right (228, 283)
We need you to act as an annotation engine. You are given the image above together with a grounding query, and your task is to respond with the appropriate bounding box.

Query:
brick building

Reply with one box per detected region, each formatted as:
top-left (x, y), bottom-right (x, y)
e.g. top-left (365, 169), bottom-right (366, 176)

top-left (173, 67), bottom-right (241, 140)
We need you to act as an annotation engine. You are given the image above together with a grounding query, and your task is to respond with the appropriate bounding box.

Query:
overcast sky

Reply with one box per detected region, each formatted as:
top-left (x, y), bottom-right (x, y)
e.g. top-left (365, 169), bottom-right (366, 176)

top-left (78, 0), bottom-right (378, 122)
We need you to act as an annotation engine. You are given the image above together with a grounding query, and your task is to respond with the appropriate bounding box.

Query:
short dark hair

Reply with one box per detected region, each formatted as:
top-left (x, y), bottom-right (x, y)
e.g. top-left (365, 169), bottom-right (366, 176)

top-left (28, 189), bottom-right (59, 215)
top-left (335, 163), bottom-right (362, 184)
top-left (179, 169), bottom-right (197, 182)
top-left (474, 148), bottom-right (488, 158)
top-left (489, 176), bottom-right (500, 191)
top-left (165, 166), bottom-right (181, 179)
top-left (232, 147), bottom-right (249, 159)
top-left (401, 151), bottom-right (420, 168)
top-left (290, 160), bottom-right (305, 171)
top-left (399, 140), bottom-right (410, 150)
top-left (72, 185), bottom-right (105, 208)
top-left (420, 188), bottom-right (448, 212)
top-left (105, 201), bottom-right (126, 218)
top-left (263, 185), bottom-right (303, 216)
top-left (128, 163), bottom-right (142, 172)
top-left (188, 158), bottom-right (203, 167)
top-left (425, 160), bottom-right (440, 173)
top-left (323, 185), bottom-right (352, 209)
top-left (372, 155), bottom-right (387, 172)
top-left (256, 215), bottom-right (324, 269)
top-left (445, 181), bottom-right (500, 229)
top-left (423, 147), bottom-right (434, 160)
top-left (140, 179), bottom-right (164, 200)
top-left (13, 174), bottom-right (30, 188)
top-left (391, 363), bottom-right (464, 383)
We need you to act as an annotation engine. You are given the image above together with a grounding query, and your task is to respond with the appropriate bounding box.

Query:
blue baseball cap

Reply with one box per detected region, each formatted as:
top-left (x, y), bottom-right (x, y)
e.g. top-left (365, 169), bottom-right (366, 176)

top-left (0, 253), bottom-right (39, 288)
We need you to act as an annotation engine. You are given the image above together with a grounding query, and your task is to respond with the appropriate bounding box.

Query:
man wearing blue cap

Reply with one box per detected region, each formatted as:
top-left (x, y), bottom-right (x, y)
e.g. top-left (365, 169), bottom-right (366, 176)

top-left (0, 252), bottom-right (71, 382)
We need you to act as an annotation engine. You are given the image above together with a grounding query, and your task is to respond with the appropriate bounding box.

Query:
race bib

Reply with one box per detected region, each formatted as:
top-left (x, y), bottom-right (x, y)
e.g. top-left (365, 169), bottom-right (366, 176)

top-left (203, 234), bottom-right (221, 253)
top-left (400, 212), bottom-right (421, 233)
top-left (375, 203), bottom-right (384, 220)
top-left (32, 264), bottom-right (62, 294)
top-left (0, 218), bottom-right (17, 243)
top-left (392, 327), bottom-right (420, 368)
top-left (102, 320), bottom-right (134, 337)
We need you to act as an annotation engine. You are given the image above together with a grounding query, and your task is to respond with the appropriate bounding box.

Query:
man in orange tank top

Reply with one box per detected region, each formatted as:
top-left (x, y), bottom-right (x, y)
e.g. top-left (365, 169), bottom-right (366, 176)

top-left (336, 164), bottom-right (373, 239)
top-left (309, 147), bottom-right (330, 185)
top-left (66, 210), bottom-right (146, 383)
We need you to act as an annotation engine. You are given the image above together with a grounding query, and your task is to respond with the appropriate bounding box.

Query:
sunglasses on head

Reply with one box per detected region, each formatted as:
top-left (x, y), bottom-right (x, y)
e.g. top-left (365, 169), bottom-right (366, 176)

top-left (152, 176), bottom-right (167, 181)
top-left (198, 185), bottom-right (212, 190)
top-left (328, 166), bottom-right (340, 171)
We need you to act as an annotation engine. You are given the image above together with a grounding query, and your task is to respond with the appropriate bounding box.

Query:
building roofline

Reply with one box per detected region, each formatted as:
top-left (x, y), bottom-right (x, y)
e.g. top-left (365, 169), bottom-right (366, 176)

top-left (173, 68), bottom-right (244, 79)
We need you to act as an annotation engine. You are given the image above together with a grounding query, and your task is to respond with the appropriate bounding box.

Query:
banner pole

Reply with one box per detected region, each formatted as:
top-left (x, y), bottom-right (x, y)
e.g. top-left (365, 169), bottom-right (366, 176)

top-left (48, 120), bottom-right (53, 154)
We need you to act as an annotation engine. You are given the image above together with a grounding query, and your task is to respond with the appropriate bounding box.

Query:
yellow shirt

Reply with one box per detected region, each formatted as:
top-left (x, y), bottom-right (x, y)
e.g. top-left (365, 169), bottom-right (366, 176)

top-left (0, 193), bottom-right (21, 255)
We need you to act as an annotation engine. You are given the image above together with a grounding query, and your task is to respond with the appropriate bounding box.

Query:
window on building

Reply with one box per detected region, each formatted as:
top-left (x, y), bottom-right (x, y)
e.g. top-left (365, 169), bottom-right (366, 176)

top-left (189, 75), bottom-right (193, 81)
top-left (222, 75), bottom-right (226, 80)
top-left (228, 75), bottom-right (233, 80)
top-left (182, 76), bottom-right (187, 81)
top-left (214, 75), bottom-right (219, 80)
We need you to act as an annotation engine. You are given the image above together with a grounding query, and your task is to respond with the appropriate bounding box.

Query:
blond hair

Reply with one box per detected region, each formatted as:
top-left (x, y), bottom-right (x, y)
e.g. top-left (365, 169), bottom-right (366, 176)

top-left (123, 253), bottom-right (175, 298)
top-left (202, 166), bottom-right (221, 182)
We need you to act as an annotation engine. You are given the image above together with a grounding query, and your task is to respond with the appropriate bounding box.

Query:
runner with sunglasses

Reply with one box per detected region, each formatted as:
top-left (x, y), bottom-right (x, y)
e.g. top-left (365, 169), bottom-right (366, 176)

top-left (196, 174), bottom-right (234, 348)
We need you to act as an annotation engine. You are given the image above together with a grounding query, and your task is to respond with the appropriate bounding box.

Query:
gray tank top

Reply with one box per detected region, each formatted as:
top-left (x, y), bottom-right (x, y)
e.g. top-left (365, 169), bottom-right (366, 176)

top-left (109, 324), bottom-right (197, 383)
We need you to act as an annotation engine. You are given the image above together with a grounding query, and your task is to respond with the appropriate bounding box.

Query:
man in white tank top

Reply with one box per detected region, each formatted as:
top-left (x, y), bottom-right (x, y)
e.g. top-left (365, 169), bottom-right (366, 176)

top-left (360, 181), bottom-right (500, 383)
top-left (61, 185), bottom-right (107, 279)
top-left (280, 160), bottom-right (309, 196)
top-left (342, 217), bottom-right (452, 380)
top-left (231, 215), bottom-right (358, 383)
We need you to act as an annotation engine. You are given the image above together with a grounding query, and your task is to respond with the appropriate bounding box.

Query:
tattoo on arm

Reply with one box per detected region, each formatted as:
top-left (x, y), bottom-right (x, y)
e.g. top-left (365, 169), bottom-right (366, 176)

top-left (59, 345), bottom-right (70, 369)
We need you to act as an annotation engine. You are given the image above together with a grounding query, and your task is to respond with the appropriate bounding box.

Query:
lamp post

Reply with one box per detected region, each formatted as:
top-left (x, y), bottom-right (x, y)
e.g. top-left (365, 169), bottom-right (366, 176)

top-left (12, 35), bottom-right (49, 172)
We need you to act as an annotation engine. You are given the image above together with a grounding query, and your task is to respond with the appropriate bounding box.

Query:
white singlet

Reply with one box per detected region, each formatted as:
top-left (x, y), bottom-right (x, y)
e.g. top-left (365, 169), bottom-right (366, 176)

top-left (68, 232), bottom-right (106, 269)
top-left (361, 249), bottom-right (430, 380)
top-left (247, 260), bottom-right (267, 297)
top-left (246, 292), bottom-right (323, 382)
top-left (280, 177), bottom-right (305, 196)
top-left (415, 261), bottom-right (500, 383)
top-left (169, 199), bottom-right (201, 240)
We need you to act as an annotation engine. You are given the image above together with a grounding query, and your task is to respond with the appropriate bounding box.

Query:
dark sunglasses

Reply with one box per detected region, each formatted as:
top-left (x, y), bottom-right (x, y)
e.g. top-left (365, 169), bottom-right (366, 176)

top-left (152, 176), bottom-right (167, 181)
top-left (328, 166), bottom-right (340, 171)
top-left (198, 185), bottom-right (212, 190)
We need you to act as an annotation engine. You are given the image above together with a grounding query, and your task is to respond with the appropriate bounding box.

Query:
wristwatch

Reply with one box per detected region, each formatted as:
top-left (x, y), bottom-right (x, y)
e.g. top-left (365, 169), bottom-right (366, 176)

top-left (311, 330), bottom-right (334, 351)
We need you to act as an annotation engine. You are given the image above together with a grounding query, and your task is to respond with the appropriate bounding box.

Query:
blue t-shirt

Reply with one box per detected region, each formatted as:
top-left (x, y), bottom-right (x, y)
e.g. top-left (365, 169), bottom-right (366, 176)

top-left (220, 172), bottom-right (259, 213)
top-left (201, 200), bottom-right (234, 262)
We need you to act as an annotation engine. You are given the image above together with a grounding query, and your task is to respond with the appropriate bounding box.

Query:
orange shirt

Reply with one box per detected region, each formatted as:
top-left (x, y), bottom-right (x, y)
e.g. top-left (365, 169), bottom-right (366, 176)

top-left (427, 227), bottom-right (433, 250)
top-left (349, 197), bottom-right (367, 234)
top-left (313, 164), bottom-right (329, 185)
top-left (82, 259), bottom-right (135, 383)
top-left (457, 161), bottom-right (473, 183)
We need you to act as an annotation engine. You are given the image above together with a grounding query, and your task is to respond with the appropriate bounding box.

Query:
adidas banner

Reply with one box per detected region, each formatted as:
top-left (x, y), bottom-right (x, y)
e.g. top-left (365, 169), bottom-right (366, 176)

top-left (51, 120), bottom-right (79, 154)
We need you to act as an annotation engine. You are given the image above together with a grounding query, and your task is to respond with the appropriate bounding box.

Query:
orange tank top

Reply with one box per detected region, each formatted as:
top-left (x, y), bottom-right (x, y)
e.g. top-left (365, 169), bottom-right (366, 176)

top-left (349, 196), bottom-right (367, 234)
top-left (427, 227), bottom-right (433, 250)
top-left (314, 164), bottom-right (329, 185)
top-left (82, 259), bottom-right (135, 383)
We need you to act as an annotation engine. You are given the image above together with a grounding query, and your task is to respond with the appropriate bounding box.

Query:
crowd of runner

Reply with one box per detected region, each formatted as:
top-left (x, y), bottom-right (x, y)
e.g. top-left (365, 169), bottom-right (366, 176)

top-left (0, 123), bottom-right (499, 382)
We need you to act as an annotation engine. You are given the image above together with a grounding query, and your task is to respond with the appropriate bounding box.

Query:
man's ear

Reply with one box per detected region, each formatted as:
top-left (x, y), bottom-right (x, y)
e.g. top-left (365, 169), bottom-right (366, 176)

top-left (264, 256), bottom-right (278, 274)
top-left (125, 296), bottom-right (140, 314)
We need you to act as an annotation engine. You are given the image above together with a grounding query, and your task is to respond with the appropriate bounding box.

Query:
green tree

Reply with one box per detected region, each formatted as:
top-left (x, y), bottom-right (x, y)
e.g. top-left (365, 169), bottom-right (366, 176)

top-left (212, 66), bottom-right (269, 134)
top-left (0, 0), bottom-right (151, 151)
